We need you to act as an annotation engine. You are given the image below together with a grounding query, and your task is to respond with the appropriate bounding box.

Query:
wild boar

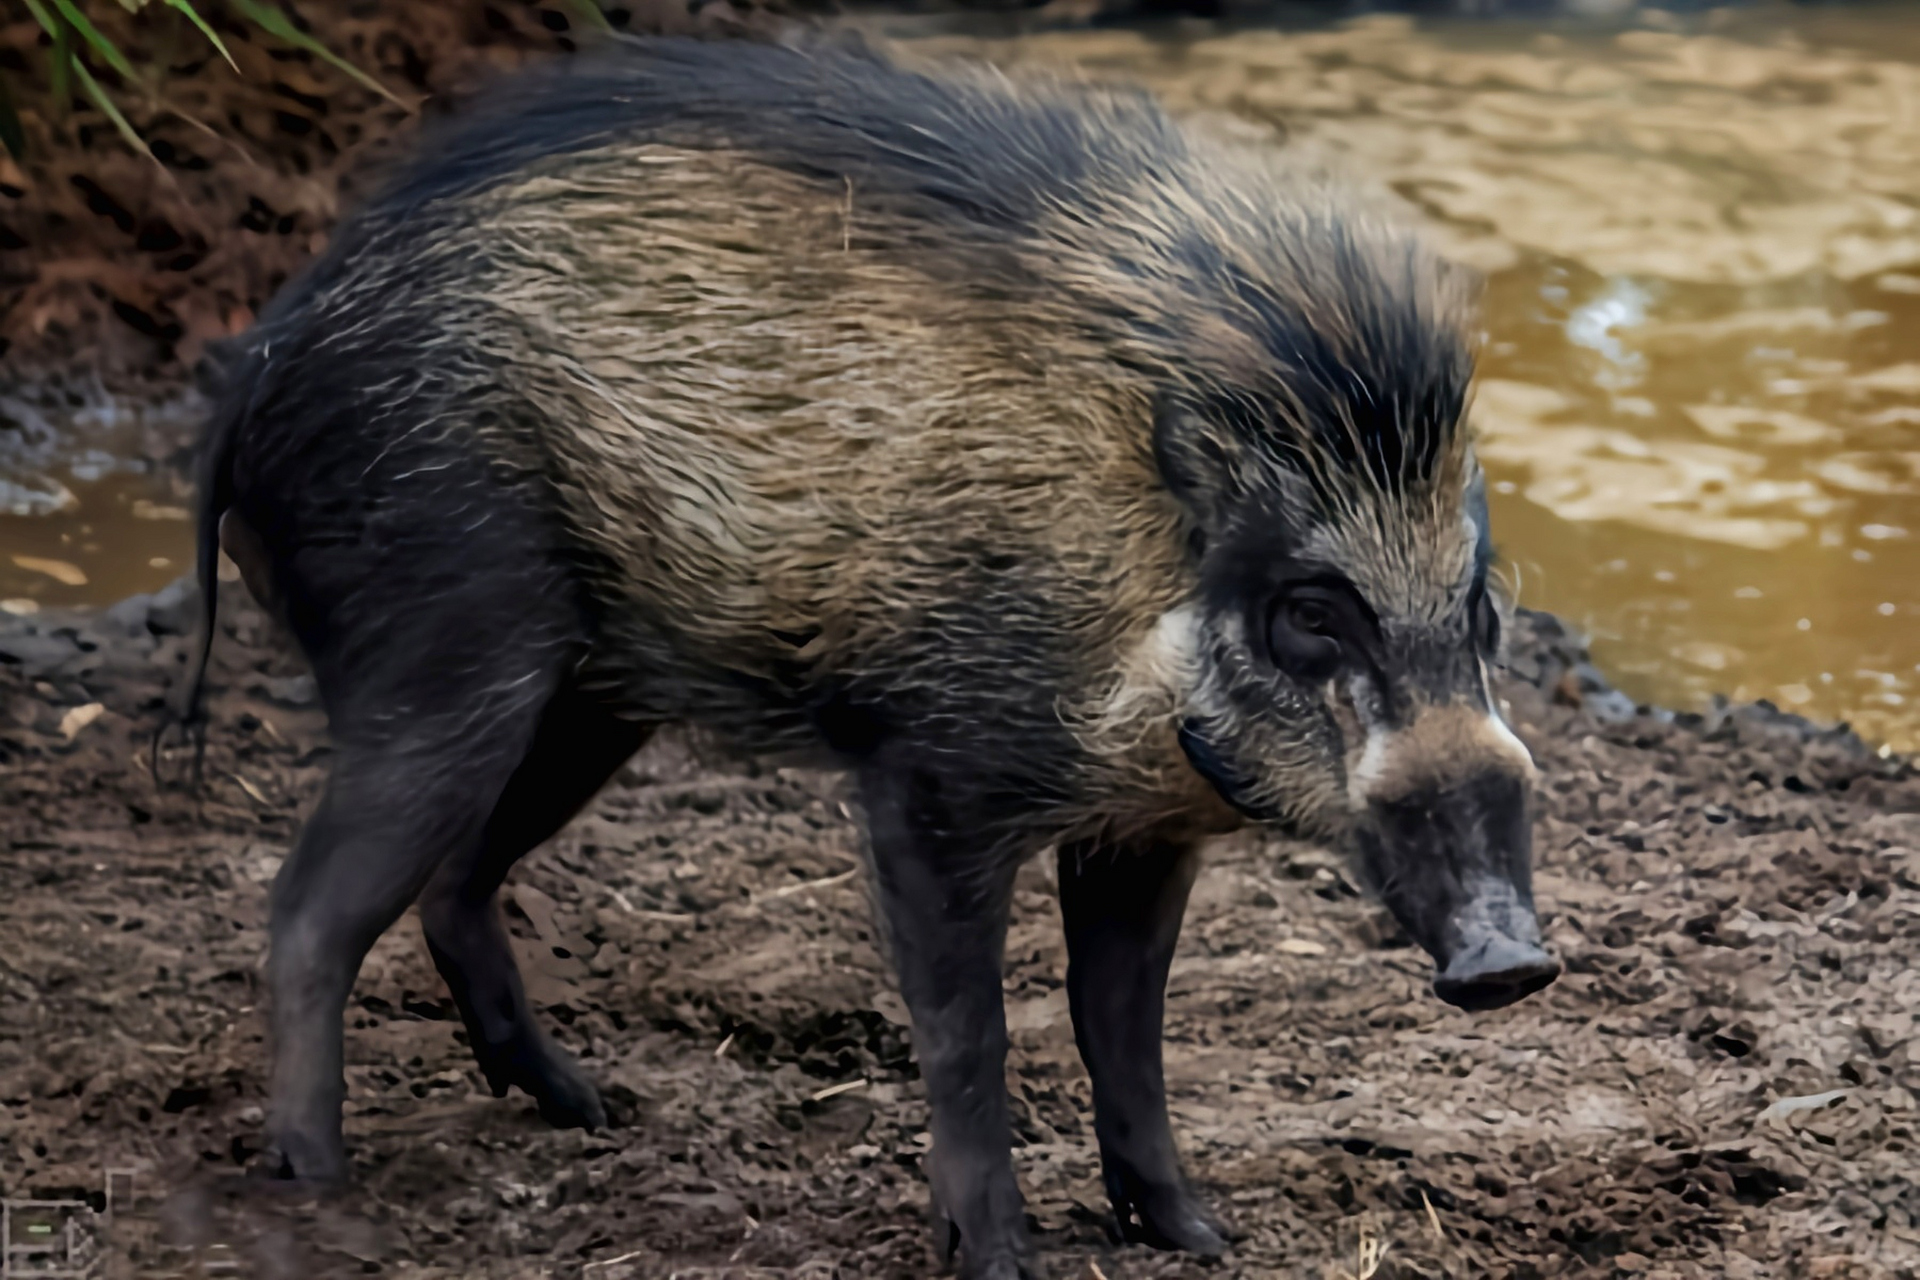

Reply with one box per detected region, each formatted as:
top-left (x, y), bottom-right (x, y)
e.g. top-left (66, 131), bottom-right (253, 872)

top-left (183, 35), bottom-right (1557, 1278)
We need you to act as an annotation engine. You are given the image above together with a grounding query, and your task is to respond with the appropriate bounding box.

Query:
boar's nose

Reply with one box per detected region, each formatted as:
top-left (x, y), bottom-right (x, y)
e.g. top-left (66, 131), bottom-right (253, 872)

top-left (1433, 932), bottom-right (1560, 1012)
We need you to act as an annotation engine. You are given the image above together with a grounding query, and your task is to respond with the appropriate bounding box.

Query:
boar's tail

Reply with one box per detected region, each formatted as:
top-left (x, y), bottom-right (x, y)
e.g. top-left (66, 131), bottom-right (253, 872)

top-left (154, 336), bottom-right (256, 792)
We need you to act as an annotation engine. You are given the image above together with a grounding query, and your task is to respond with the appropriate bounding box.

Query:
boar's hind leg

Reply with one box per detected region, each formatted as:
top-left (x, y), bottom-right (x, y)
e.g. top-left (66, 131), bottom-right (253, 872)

top-left (266, 693), bottom-right (555, 1183)
top-left (419, 689), bottom-right (653, 1130)
top-left (859, 761), bottom-right (1034, 1280)
top-left (1056, 838), bottom-right (1226, 1257)
top-left (261, 501), bottom-right (592, 1183)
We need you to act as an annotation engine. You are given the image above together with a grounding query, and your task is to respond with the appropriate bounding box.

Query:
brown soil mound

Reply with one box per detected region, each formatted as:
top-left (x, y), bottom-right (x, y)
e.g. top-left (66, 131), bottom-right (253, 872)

top-left (0, 0), bottom-right (777, 387)
top-left (2, 575), bottom-right (1915, 1278)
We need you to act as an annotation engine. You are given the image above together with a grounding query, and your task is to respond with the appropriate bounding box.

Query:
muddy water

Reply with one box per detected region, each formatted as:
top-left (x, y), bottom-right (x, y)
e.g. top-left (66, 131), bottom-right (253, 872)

top-left (0, 392), bottom-right (196, 613)
top-left (4, 4), bottom-right (1917, 748)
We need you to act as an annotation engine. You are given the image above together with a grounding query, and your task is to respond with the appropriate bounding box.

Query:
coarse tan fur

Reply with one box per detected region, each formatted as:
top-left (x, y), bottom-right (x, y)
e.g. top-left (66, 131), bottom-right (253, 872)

top-left (190, 35), bottom-right (1483, 855)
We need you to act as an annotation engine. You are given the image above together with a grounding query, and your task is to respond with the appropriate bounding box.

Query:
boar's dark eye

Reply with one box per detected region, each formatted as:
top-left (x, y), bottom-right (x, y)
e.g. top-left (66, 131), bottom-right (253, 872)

top-left (1266, 588), bottom-right (1346, 681)
top-left (1286, 597), bottom-right (1335, 635)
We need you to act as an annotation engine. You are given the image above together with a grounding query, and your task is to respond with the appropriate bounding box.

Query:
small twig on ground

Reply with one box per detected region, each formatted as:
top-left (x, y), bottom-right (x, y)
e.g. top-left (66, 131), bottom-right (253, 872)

top-left (809, 1077), bottom-right (867, 1103)
top-left (582, 1249), bottom-right (646, 1278)
top-left (227, 770), bottom-right (269, 805)
top-left (1420, 1187), bottom-right (1446, 1241)
top-left (605, 886), bottom-right (695, 921)
top-left (758, 867), bottom-right (858, 902)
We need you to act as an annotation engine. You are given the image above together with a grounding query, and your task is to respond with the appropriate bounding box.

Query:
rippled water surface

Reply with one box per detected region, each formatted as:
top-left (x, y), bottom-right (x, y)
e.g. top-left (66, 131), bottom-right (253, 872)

top-left (4, 4), bottom-right (1916, 748)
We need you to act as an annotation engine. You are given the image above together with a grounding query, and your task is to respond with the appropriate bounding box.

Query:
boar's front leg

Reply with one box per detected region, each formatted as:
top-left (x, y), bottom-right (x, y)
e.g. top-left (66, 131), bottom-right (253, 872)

top-left (1056, 837), bottom-right (1226, 1256)
top-left (859, 760), bottom-right (1033, 1280)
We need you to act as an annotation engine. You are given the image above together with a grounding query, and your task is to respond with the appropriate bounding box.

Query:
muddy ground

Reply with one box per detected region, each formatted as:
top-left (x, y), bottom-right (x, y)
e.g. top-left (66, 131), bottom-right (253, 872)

top-left (1, 566), bottom-right (1916, 1280)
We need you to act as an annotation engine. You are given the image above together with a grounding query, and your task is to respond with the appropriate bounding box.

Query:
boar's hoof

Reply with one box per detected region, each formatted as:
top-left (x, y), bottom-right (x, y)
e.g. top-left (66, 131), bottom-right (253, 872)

top-left (531, 1071), bottom-right (608, 1132)
top-left (1433, 935), bottom-right (1561, 1012)
top-left (930, 1202), bottom-right (1040, 1280)
top-left (254, 1131), bottom-right (349, 1188)
top-left (1111, 1179), bottom-right (1228, 1257)
top-left (475, 1034), bottom-right (608, 1131)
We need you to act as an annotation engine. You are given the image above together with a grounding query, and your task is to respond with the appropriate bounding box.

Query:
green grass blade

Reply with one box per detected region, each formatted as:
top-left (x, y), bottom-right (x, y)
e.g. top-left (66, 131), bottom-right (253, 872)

top-left (225, 0), bottom-right (406, 107)
top-left (72, 57), bottom-right (157, 165)
top-left (20, 0), bottom-right (66, 84)
top-left (40, 3), bottom-right (75, 117)
top-left (167, 0), bottom-right (239, 73)
top-left (566, 0), bottom-right (614, 34)
top-left (0, 72), bottom-right (26, 158)
top-left (48, 0), bottom-right (142, 84)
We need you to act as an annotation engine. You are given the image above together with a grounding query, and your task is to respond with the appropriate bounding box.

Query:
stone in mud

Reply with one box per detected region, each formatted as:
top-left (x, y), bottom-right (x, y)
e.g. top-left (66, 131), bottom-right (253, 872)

top-left (0, 626), bottom-right (85, 678)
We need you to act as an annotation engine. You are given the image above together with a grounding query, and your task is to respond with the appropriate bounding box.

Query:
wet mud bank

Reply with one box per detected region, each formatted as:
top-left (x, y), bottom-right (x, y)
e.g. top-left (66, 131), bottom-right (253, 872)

top-left (2, 578), bottom-right (1916, 1278)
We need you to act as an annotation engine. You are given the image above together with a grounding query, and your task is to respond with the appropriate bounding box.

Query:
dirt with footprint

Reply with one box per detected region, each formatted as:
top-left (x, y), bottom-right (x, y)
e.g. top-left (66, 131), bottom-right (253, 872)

top-left (1, 559), bottom-right (1916, 1280)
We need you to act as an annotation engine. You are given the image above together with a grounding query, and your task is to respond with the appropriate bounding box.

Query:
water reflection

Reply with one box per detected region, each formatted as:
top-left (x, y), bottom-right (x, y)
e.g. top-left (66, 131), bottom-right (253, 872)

top-left (1562, 278), bottom-right (1650, 391)
top-left (0, 392), bottom-right (194, 612)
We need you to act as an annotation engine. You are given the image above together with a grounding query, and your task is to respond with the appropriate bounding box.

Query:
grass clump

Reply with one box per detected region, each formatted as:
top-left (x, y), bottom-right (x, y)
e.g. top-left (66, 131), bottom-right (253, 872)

top-left (1, 0), bottom-right (415, 165)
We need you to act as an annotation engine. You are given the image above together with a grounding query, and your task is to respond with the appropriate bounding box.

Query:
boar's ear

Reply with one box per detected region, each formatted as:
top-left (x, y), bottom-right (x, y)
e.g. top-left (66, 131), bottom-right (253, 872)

top-left (1152, 395), bottom-right (1252, 535)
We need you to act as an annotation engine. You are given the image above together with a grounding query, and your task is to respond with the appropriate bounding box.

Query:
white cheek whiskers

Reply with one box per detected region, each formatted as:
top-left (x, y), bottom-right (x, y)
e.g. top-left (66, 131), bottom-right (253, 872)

top-left (1343, 672), bottom-right (1391, 810)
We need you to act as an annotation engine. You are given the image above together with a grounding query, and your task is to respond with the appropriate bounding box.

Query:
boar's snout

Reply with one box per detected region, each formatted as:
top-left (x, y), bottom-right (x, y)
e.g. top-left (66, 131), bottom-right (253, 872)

top-left (1355, 762), bottom-right (1559, 1013)
top-left (1432, 907), bottom-right (1560, 1012)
